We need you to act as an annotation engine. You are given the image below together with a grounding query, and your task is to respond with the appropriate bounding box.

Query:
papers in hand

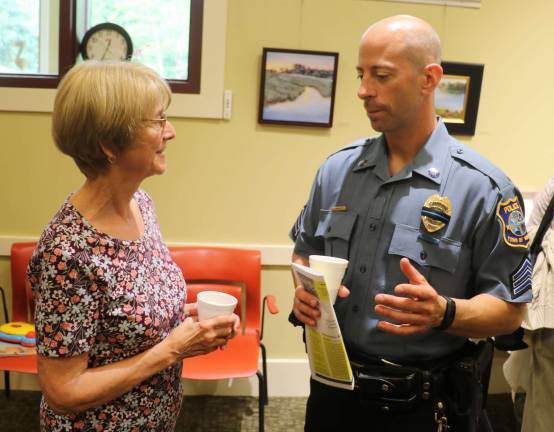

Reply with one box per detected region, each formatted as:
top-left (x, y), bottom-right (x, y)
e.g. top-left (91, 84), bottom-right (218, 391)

top-left (292, 262), bottom-right (354, 390)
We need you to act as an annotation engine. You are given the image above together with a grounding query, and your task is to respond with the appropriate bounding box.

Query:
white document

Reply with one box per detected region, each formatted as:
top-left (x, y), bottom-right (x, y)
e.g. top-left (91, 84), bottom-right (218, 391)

top-left (292, 262), bottom-right (354, 390)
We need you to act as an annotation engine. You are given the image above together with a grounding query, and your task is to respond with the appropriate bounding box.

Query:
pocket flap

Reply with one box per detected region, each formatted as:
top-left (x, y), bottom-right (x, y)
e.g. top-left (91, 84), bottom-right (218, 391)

top-left (388, 224), bottom-right (461, 273)
top-left (315, 211), bottom-right (357, 241)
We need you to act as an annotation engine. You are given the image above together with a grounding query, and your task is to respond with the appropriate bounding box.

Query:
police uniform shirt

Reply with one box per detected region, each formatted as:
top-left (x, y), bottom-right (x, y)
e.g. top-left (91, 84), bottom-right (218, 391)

top-left (291, 119), bottom-right (532, 362)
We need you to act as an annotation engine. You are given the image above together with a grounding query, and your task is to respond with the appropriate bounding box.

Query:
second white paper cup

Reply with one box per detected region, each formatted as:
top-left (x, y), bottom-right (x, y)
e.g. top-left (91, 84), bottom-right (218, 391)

top-left (197, 291), bottom-right (238, 321)
top-left (309, 255), bottom-right (348, 304)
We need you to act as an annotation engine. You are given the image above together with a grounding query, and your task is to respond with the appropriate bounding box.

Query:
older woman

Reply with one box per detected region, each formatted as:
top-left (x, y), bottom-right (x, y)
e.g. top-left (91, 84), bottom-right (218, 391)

top-left (27, 61), bottom-right (238, 432)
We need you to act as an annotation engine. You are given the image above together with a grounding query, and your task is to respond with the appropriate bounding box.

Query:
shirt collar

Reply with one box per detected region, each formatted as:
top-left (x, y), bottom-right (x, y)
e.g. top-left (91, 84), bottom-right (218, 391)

top-left (411, 118), bottom-right (451, 185)
top-left (352, 135), bottom-right (385, 172)
top-left (353, 118), bottom-right (451, 185)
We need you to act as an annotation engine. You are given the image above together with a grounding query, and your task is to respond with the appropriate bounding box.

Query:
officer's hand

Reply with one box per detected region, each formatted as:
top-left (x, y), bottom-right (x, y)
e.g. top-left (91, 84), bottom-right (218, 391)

top-left (293, 285), bottom-right (350, 327)
top-left (337, 285), bottom-right (350, 299)
top-left (293, 286), bottom-right (320, 327)
top-left (373, 257), bottom-right (447, 335)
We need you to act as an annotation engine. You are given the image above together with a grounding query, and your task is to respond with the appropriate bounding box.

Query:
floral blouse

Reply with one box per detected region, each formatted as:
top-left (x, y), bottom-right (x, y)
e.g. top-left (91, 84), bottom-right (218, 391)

top-left (28, 190), bottom-right (186, 432)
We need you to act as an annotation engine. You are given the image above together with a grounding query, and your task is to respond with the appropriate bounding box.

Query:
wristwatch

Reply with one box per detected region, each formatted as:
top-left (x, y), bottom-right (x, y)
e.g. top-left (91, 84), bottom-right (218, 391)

top-left (437, 295), bottom-right (456, 330)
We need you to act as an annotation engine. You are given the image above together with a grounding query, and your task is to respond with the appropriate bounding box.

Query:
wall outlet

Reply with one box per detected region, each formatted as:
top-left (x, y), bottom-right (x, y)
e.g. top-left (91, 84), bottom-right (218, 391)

top-left (223, 90), bottom-right (232, 119)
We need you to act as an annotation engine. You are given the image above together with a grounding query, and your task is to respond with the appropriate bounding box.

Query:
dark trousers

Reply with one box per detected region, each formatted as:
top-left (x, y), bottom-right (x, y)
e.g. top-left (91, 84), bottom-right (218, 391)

top-left (305, 378), bottom-right (438, 432)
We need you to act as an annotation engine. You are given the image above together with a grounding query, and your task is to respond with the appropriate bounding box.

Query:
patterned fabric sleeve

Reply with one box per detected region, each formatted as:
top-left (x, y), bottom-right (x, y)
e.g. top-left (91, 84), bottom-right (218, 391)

top-left (30, 243), bottom-right (107, 357)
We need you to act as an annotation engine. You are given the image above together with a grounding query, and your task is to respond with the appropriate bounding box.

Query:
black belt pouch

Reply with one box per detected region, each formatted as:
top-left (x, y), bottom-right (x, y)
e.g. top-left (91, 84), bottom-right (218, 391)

top-left (356, 364), bottom-right (421, 413)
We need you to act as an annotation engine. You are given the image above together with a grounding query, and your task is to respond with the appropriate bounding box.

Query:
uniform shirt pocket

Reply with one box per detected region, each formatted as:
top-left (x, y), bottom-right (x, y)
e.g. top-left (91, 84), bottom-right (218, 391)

top-left (388, 224), bottom-right (461, 273)
top-left (315, 211), bottom-right (358, 259)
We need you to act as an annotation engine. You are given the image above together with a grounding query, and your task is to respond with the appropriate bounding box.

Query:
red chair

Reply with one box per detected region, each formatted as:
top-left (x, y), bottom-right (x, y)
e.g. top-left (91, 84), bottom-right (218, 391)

top-left (0, 242), bottom-right (38, 397)
top-left (169, 246), bottom-right (279, 432)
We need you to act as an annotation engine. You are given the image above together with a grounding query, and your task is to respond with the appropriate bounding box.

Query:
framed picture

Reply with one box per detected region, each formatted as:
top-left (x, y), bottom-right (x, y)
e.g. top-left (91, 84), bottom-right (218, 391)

top-left (258, 48), bottom-right (339, 127)
top-left (435, 61), bottom-right (484, 135)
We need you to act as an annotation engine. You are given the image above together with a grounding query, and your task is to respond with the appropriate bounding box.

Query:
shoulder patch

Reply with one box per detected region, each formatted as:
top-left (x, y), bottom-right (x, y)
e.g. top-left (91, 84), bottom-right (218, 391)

top-left (510, 256), bottom-right (532, 299)
top-left (496, 196), bottom-right (529, 248)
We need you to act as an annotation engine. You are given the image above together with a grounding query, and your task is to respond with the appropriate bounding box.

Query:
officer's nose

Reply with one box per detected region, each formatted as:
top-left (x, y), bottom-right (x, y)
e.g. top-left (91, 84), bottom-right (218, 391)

top-left (358, 78), bottom-right (376, 100)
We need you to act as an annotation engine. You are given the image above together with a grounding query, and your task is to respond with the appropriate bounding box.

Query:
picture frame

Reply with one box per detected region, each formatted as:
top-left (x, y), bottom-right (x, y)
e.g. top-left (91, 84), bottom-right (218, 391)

top-left (435, 61), bottom-right (484, 136)
top-left (258, 48), bottom-right (339, 127)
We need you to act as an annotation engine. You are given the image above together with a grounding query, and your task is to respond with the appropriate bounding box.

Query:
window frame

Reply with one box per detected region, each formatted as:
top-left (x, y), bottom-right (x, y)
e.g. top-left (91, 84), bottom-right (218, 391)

top-left (0, 0), bottom-right (204, 94)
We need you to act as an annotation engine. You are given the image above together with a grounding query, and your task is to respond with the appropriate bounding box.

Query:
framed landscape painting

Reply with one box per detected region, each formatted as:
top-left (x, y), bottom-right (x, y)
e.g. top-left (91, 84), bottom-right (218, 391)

top-left (258, 48), bottom-right (339, 127)
top-left (435, 61), bottom-right (484, 136)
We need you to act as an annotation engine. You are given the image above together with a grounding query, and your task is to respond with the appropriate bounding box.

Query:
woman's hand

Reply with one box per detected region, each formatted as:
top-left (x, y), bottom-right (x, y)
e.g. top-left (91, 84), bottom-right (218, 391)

top-left (184, 302), bottom-right (198, 317)
top-left (165, 314), bottom-right (239, 359)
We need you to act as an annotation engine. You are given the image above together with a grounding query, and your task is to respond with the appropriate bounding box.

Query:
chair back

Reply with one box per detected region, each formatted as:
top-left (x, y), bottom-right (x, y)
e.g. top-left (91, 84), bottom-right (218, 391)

top-left (169, 246), bottom-right (261, 331)
top-left (10, 242), bottom-right (37, 322)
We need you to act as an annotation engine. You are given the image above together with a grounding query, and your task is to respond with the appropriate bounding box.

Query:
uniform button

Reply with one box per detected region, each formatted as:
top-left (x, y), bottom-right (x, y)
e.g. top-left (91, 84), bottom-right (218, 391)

top-left (359, 265), bottom-right (367, 273)
top-left (369, 223), bottom-right (376, 231)
top-left (422, 391), bottom-right (431, 400)
top-left (456, 148), bottom-right (464, 154)
top-left (381, 406), bottom-right (390, 413)
top-left (423, 381), bottom-right (431, 390)
top-left (420, 251), bottom-right (427, 260)
top-left (381, 384), bottom-right (389, 392)
top-left (352, 305), bottom-right (359, 312)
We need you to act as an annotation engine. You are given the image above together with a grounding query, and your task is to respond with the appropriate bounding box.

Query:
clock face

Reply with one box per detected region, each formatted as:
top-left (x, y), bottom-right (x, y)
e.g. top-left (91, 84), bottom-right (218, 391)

top-left (81, 23), bottom-right (133, 61)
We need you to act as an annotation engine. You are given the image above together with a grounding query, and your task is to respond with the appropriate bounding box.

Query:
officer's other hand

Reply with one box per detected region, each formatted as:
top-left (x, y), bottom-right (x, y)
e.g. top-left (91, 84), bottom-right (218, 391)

top-left (293, 286), bottom-right (321, 327)
top-left (374, 257), bottom-right (446, 335)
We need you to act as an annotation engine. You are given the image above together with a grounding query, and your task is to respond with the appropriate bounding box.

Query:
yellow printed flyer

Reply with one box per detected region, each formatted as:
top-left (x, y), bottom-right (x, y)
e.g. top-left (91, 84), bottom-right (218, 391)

top-left (291, 262), bottom-right (354, 390)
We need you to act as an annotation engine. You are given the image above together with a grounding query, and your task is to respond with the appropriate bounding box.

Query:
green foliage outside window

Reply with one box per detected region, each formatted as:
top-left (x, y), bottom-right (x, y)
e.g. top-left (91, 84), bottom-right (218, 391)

top-left (87, 0), bottom-right (191, 80)
top-left (0, 0), bottom-right (40, 74)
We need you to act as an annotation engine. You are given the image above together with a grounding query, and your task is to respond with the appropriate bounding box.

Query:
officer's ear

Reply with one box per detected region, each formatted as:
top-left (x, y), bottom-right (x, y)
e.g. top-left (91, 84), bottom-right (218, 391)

top-left (421, 63), bottom-right (443, 95)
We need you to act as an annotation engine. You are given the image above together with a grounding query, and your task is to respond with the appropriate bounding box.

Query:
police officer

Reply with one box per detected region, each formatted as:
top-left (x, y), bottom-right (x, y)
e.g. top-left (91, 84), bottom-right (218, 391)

top-left (290, 15), bottom-right (532, 431)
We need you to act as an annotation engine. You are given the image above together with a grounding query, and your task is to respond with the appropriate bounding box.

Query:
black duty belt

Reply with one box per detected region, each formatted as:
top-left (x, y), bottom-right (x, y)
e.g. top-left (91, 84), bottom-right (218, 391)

top-left (351, 358), bottom-right (437, 413)
top-left (347, 338), bottom-right (494, 432)
top-left (348, 345), bottom-right (470, 414)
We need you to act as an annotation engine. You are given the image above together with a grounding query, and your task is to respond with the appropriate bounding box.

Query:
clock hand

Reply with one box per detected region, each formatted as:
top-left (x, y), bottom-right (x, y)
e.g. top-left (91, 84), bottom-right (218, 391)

top-left (101, 39), bottom-right (112, 60)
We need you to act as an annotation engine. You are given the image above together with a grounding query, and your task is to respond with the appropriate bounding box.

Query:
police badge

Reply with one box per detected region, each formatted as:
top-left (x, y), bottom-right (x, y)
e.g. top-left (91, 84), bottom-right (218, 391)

top-left (496, 197), bottom-right (529, 248)
top-left (421, 194), bottom-right (452, 233)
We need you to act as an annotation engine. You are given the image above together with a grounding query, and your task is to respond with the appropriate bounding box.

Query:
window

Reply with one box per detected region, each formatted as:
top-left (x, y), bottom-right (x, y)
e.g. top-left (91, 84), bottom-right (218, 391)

top-left (0, 0), bottom-right (227, 118)
top-left (0, 0), bottom-right (203, 93)
top-left (78, 0), bottom-right (203, 93)
top-left (0, 0), bottom-right (55, 75)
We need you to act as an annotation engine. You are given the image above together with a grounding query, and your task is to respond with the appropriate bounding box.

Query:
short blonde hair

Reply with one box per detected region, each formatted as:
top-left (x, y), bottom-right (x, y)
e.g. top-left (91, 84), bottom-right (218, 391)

top-left (52, 61), bottom-right (172, 178)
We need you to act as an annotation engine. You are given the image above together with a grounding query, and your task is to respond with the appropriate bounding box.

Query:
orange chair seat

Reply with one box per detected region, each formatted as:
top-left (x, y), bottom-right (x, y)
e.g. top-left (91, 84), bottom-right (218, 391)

top-left (0, 352), bottom-right (37, 374)
top-left (182, 329), bottom-right (260, 380)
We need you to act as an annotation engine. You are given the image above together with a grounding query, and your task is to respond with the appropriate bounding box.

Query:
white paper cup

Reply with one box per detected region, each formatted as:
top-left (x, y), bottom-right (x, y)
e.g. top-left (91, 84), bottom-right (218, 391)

top-left (197, 291), bottom-right (238, 321)
top-left (309, 255), bottom-right (349, 304)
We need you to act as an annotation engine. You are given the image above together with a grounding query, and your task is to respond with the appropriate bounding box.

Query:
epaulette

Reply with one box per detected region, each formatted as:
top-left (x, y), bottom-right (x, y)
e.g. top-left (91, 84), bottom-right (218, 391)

top-left (450, 144), bottom-right (511, 191)
top-left (326, 136), bottom-right (375, 160)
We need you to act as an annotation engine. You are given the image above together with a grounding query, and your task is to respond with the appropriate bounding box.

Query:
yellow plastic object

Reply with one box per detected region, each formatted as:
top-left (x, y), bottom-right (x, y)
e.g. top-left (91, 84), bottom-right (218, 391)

top-left (0, 322), bottom-right (34, 336)
top-left (0, 322), bottom-right (37, 347)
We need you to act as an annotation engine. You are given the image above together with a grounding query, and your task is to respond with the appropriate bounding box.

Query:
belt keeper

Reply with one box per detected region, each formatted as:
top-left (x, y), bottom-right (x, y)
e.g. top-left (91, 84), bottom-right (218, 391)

top-left (437, 295), bottom-right (456, 330)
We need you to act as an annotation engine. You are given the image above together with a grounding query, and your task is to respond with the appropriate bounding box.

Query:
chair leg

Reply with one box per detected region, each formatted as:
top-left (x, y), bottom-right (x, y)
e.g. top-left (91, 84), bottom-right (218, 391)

top-left (4, 371), bottom-right (10, 399)
top-left (260, 343), bottom-right (268, 405)
top-left (256, 371), bottom-right (265, 432)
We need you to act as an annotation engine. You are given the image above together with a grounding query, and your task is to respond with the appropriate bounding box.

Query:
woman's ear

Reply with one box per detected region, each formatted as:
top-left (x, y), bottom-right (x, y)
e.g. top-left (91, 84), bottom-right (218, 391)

top-left (422, 63), bottom-right (443, 95)
top-left (100, 145), bottom-right (117, 165)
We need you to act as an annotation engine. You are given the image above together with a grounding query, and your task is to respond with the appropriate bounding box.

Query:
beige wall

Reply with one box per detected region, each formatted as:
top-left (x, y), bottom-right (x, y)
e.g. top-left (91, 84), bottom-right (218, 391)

top-left (1, 0), bottom-right (552, 392)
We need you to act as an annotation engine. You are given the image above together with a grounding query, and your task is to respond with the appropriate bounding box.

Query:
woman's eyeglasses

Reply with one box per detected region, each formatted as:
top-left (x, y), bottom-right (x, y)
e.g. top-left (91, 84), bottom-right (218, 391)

top-left (143, 113), bottom-right (167, 133)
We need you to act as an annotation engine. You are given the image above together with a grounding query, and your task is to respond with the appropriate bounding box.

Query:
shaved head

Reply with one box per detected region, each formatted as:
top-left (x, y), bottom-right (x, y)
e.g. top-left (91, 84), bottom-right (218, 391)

top-left (361, 15), bottom-right (441, 68)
